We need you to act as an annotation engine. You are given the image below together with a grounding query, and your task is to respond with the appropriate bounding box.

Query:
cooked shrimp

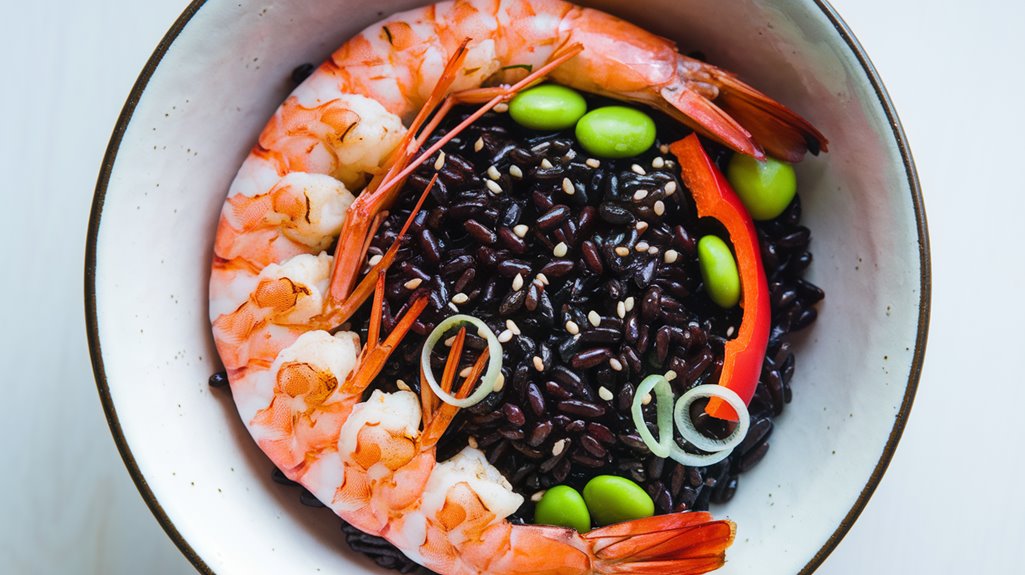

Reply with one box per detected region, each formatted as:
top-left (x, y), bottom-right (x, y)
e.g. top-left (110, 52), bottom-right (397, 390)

top-left (319, 0), bottom-right (825, 160)
top-left (254, 321), bottom-right (735, 574)
top-left (210, 1), bottom-right (827, 572)
top-left (214, 173), bottom-right (355, 268)
top-left (338, 329), bottom-right (735, 575)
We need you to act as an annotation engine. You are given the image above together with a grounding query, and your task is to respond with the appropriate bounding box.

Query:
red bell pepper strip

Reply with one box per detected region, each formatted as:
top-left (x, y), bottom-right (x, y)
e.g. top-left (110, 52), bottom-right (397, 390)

top-left (670, 134), bottom-right (770, 422)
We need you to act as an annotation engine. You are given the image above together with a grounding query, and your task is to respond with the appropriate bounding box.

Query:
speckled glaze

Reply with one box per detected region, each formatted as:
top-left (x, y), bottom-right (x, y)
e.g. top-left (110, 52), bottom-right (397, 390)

top-left (86, 1), bottom-right (928, 574)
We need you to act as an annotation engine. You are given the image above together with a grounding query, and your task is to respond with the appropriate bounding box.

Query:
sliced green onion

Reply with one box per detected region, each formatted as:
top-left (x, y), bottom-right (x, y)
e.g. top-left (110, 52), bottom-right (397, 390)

top-left (667, 444), bottom-right (733, 467)
top-left (674, 384), bottom-right (750, 454)
top-left (666, 384), bottom-right (749, 466)
top-left (420, 315), bottom-right (503, 408)
top-left (629, 378), bottom-right (751, 467)
top-left (630, 375), bottom-right (675, 458)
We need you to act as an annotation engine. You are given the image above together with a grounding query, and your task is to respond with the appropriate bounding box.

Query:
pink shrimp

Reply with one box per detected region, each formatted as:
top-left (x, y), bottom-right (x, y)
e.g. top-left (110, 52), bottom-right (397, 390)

top-left (210, 1), bottom-right (827, 573)
top-left (321, 329), bottom-right (736, 575)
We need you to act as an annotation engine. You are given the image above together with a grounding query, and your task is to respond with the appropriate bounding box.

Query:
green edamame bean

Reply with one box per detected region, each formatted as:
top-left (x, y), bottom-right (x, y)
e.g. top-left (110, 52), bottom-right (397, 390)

top-left (582, 475), bottom-right (654, 526)
top-left (509, 84), bottom-right (587, 131)
top-left (574, 106), bottom-right (656, 159)
top-left (698, 235), bottom-right (740, 308)
top-left (534, 485), bottom-right (591, 532)
top-left (726, 154), bottom-right (797, 220)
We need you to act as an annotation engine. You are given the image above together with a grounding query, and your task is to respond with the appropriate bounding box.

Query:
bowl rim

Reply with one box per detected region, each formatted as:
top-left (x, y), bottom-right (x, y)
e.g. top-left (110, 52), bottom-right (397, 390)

top-left (84, 1), bottom-right (931, 573)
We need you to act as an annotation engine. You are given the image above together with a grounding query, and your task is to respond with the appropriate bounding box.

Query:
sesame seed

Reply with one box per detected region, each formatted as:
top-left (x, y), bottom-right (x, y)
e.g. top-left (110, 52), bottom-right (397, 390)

top-left (477, 325), bottom-right (489, 338)
top-left (448, 302), bottom-right (460, 312)
top-left (513, 224), bottom-right (528, 238)
top-left (565, 320), bottom-right (580, 335)
top-left (585, 158), bottom-right (601, 168)
top-left (540, 158), bottom-right (554, 169)
top-left (486, 179), bottom-right (503, 194)
top-left (635, 221), bottom-right (649, 232)
top-left (625, 297), bottom-right (635, 312)
top-left (664, 249), bottom-right (679, 264)
top-left (532, 278), bottom-right (544, 289)
top-left (609, 358), bottom-right (624, 371)
top-left (633, 189), bottom-right (648, 201)
top-left (459, 366), bottom-right (472, 378)
top-left (368, 254), bottom-right (383, 266)
top-left (451, 292), bottom-right (469, 305)
top-left (727, 325), bottom-right (736, 337)
top-left (531, 490), bottom-right (546, 502)
top-left (665, 370), bottom-right (678, 381)
top-left (635, 241), bottom-right (650, 252)
top-left (659, 144), bottom-right (670, 154)
top-left (631, 163), bottom-right (646, 175)
top-left (506, 319), bottom-right (521, 335)
top-left (647, 246), bottom-right (659, 255)
top-left (444, 336), bottom-right (456, 347)
top-left (552, 439), bottom-right (567, 456)
top-left (487, 165), bottom-right (501, 180)
top-left (434, 151), bottom-right (446, 171)
top-left (641, 393), bottom-right (653, 405)
top-left (653, 200), bottom-right (666, 216)
top-left (563, 149), bottom-right (577, 161)
top-left (512, 273), bottom-right (524, 291)
top-left (498, 329), bottom-right (513, 343)
top-left (652, 156), bottom-right (666, 169)
top-left (473, 137), bottom-right (484, 152)
top-left (536, 272), bottom-right (550, 286)
top-left (468, 436), bottom-right (479, 449)
top-left (665, 181), bottom-right (678, 195)
top-left (598, 386), bottom-right (614, 401)
top-left (532, 356), bottom-right (545, 372)
top-left (561, 177), bottom-right (575, 195)
top-left (403, 277), bottom-right (423, 290)
top-left (509, 165), bottom-right (523, 179)
top-left (614, 246), bottom-right (630, 257)
top-left (493, 102), bottom-right (509, 113)
top-left (588, 310), bottom-right (601, 327)
top-left (493, 373), bottom-right (505, 392)
top-left (553, 242), bottom-right (568, 257)
top-left (616, 301), bottom-right (626, 318)
top-left (396, 379), bottom-right (411, 391)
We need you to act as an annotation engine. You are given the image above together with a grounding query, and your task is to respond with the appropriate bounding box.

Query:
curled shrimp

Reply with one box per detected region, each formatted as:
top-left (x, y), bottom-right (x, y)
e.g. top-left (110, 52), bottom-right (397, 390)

top-left (210, 1), bottom-right (826, 573)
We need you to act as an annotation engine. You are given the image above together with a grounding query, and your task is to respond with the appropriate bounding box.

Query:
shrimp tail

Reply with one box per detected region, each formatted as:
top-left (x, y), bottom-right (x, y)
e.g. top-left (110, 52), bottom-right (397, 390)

top-left (706, 68), bottom-right (828, 162)
top-left (584, 512), bottom-right (736, 575)
top-left (659, 64), bottom-right (828, 163)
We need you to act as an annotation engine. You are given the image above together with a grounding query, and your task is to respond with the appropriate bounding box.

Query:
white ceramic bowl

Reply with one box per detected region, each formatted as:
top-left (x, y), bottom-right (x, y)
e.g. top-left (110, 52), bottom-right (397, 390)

top-left (86, 1), bottom-right (928, 573)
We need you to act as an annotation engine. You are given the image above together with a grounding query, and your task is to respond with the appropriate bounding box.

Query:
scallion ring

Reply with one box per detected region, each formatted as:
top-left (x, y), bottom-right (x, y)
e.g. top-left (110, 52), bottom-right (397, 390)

top-left (630, 374), bottom-right (675, 458)
top-left (673, 384), bottom-right (750, 454)
top-left (667, 444), bottom-right (733, 467)
top-left (421, 315), bottom-right (503, 408)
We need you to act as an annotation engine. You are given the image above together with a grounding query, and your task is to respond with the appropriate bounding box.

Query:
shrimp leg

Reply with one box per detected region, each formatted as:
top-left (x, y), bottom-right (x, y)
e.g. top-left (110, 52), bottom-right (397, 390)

top-left (420, 343), bottom-right (491, 448)
top-left (324, 41), bottom-right (473, 307)
top-left (339, 272), bottom-right (429, 396)
top-left (323, 42), bottom-right (584, 311)
top-left (313, 173), bottom-right (438, 331)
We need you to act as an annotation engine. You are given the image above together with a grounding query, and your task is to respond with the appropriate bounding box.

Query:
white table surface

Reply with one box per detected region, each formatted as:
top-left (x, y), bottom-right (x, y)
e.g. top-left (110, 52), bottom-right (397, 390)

top-left (2, 0), bottom-right (1022, 573)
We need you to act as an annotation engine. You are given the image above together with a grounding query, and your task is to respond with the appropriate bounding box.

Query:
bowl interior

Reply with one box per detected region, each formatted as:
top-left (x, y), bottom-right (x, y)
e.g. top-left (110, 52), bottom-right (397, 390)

top-left (88, 0), bottom-right (925, 573)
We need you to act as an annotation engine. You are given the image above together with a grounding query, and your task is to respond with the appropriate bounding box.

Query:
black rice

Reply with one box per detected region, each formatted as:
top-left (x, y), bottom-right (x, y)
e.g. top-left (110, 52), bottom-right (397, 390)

top-left (253, 97), bottom-right (823, 572)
